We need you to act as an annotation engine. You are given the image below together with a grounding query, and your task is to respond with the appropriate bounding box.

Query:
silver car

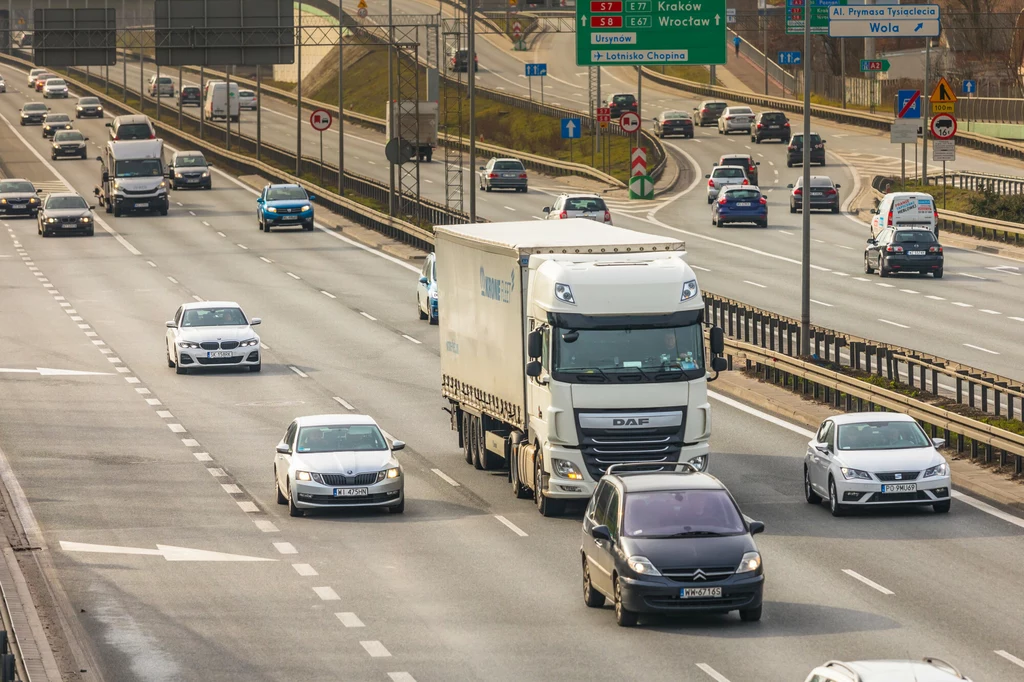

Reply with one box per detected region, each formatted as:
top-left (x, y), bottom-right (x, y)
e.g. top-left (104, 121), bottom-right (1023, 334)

top-left (542, 193), bottom-right (612, 224)
top-left (274, 414), bottom-right (406, 517)
top-left (0, 76), bottom-right (6, 93)
top-left (37, 192), bottom-right (95, 237)
top-left (238, 89), bottom-right (258, 110)
top-left (718, 106), bottom-right (754, 135)
top-left (416, 251), bottom-right (438, 324)
top-left (165, 301), bottom-right (262, 374)
top-left (705, 166), bottom-right (749, 203)
top-left (42, 77), bottom-right (69, 99)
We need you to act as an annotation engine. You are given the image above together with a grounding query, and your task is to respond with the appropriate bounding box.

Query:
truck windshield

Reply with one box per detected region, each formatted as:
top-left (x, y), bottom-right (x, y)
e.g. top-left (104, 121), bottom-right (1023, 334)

top-left (115, 159), bottom-right (163, 178)
top-left (553, 324), bottom-right (704, 382)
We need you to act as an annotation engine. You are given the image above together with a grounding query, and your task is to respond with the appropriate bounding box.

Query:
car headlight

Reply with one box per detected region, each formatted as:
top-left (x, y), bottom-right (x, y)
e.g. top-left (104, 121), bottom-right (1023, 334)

top-left (20, 114), bottom-right (27, 118)
top-left (238, 338), bottom-right (259, 347)
top-left (688, 454), bottom-right (708, 472)
top-left (76, 106), bottom-right (82, 110)
top-left (44, 126), bottom-right (51, 130)
top-left (97, 106), bottom-right (103, 111)
top-left (0, 199), bottom-right (6, 204)
top-left (265, 206), bottom-right (278, 213)
top-left (174, 172), bottom-right (183, 179)
top-left (840, 467), bottom-right (872, 481)
top-left (923, 462), bottom-right (948, 478)
top-left (201, 171), bottom-right (209, 178)
top-left (28, 197), bottom-right (39, 204)
top-left (300, 205), bottom-right (311, 212)
top-left (626, 556), bottom-right (661, 577)
top-left (52, 143), bottom-right (59, 149)
top-left (386, 467), bottom-right (401, 479)
top-left (177, 341), bottom-right (201, 349)
top-left (46, 217), bottom-right (57, 223)
top-left (736, 551), bottom-right (762, 574)
top-left (295, 471), bottom-right (312, 482)
top-left (80, 217), bottom-right (91, 223)
top-left (551, 458), bottom-right (583, 480)
top-left (681, 278), bottom-right (699, 301)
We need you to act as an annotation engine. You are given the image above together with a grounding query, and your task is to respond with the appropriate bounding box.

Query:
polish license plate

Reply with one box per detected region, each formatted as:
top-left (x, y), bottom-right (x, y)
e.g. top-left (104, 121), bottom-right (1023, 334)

top-left (503, 173), bottom-right (516, 178)
top-left (882, 483), bottom-right (917, 493)
top-left (681, 587), bottom-right (722, 598)
top-left (811, 192), bottom-right (823, 196)
top-left (207, 351), bottom-right (232, 358)
top-left (908, 250), bottom-right (926, 256)
top-left (62, 222), bottom-right (78, 228)
top-left (335, 487), bottom-right (368, 497)
top-left (283, 215), bottom-right (298, 220)
top-left (135, 202), bottom-right (149, 208)
top-left (736, 202), bottom-right (752, 207)
top-left (186, 178), bottom-right (199, 183)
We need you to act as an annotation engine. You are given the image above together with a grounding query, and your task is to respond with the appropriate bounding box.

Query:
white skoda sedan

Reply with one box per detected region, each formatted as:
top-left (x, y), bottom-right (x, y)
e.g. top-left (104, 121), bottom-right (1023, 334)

top-left (804, 413), bottom-right (952, 516)
top-left (274, 415), bottom-right (406, 517)
top-left (165, 301), bottom-right (262, 374)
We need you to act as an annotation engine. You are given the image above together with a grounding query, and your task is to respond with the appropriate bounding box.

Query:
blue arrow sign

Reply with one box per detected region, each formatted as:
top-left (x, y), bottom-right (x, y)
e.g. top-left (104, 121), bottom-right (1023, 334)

top-left (897, 89), bottom-right (921, 119)
top-left (778, 51), bottom-right (802, 66)
top-left (525, 63), bottom-right (547, 77)
top-left (962, 79), bottom-right (976, 95)
top-left (561, 118), bottom-right (581, 139)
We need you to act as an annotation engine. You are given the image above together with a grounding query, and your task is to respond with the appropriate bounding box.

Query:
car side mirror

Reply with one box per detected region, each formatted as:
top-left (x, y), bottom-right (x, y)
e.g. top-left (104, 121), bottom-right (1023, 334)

top-left (525, 360), bottom-right (542, 378)
top-left (105, 122), bottom-right (112, 127)
top-left (834, 184), bottom-right (840, 188)
top-left (418, 276), bottom-right (429, 285)
top-left (35, 188), bottom-right (43, 193)
top-left (95, 156), bottom-right (103, 162)
top-left (84, 136), bottom-right (89, 141)
top-left (814, 443), bottom-right (830, 454)
top-left (762, 195), bottom-right (768, 200)
top-left (755, 161), bottom-right (760, 166)
top-left (704, 174), bottom-right (711, 179)
top-left (590, 525), bottom-right (612, 542)
top-left (870, 208), bottom-right (879, 214)
top-left (250, 318), bottom-right (262, 326)
top-left (542, 206), bottom-right (550, 213)
top-left (276, 444), bottom-right (292, 455)
top-left (932, 438), bottom-right (946, 449)
top-left (710, 326), bottom-right (725, 355)
top-left (821, 139), bottom-right (826, 143)
top-left (89, 205), bottom-right (97, 210)
top-left (748, 520), bottom-right (765, 535)
top-left (478, 166), bottom-right (486, 170)
top-left (391, 440), bottom-right (405, 452)
top-left (867, 238), bottom-right (876, 244)
top-left (165, 320), bottom-right (176, 328)
top-left (256, 197), bottom-right (264, 203)
top-left (308, 195), bottom-right (316, 201)
top-left (692, 107), bottom-right (698, 111)
top-left (787, 184), bottom-right (794, 189)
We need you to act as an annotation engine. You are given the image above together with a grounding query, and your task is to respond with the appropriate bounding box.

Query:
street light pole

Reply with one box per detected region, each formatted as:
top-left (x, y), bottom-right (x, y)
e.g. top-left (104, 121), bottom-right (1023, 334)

top-left (800, 0), bottom-right (812, 355)
top-left (468, 0), bottom-right (477, 222)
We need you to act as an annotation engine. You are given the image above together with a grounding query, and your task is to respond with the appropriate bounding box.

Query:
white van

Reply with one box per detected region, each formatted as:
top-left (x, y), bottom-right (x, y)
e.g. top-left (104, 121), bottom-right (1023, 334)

top-left (203, 81), bottom-right (239, 122)
top-left (870, 191), bottom-right (938, 237)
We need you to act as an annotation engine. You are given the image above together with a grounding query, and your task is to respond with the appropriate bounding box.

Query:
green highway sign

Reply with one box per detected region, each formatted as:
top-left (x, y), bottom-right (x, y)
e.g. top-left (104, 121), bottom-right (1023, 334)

top-left (576, 0), bottom-right (727, 66)
top-left (860, 59), bottom-right (890, 73)
top-left (785, 0), bottom-right (845, 36)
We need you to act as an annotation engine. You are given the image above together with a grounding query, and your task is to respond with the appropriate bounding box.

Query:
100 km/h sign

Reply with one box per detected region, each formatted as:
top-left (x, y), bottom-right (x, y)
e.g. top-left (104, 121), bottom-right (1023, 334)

top-left (576, 0), bottom-right (727, 66)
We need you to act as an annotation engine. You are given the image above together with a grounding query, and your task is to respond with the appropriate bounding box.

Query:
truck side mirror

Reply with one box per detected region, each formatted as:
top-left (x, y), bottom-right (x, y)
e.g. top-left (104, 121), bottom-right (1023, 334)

top-left (710, 326), bottom-right (725, 355)
top-left (95, 156), bottom-right (103, 162)
top-left (101, 172), bottom-right (109, 183)
top-left (711, 356), bottom-right (728, 373)
top-left (525, 360), bottom-right (542, 378)
top-left (527, 329), bottom-right (543, 359)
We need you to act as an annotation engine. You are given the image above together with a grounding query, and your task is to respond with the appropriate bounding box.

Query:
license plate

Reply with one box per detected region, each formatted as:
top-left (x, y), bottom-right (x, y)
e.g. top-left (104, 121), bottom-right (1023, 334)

top-left (207, 351), bottom-right (232, 358)
top-left (681, 587), bottom-right (722, 598)
top-left (283, 215), bottom-right (297, 220)
top-left (187, 178), bottom-right (199, 183)
top-left (135, 202), bottom-right (149, 208)
top-left (62, 223), bottom-right (77, 228)
top-left (503, 173), bottom-right (516, 178)
top-left (768, 125), bottom-right (779, 129)
top-left (736, 202), bottom-right (752, 207)
top-left (335, 487), bottom-right (368, 497)
top-left (882, 483), bottom-right (917, 493)
top-left (908, 250), bottom-right (926, 256)
top-left (811, 192), bottom-right (823, 196)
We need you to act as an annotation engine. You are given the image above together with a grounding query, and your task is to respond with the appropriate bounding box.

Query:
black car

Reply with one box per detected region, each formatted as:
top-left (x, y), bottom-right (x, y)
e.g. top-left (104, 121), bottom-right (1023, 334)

top-left (788, 175), bottom-right (840, 213)
top-left (787, 133), bottom-right (826, 167)
top-left (653, 110), bottom-right (694, 139)
top-left (693, 100), bottom-right (727, 127)
top-left (716, 153), bottom-right (759, 186)
top-left (51, 130), bottom-right (89, 160)
top-left (75, 96), bottom-right (104, 119)
top-left (19, 102), bottom-right (49, 126)
top-left (0, 179), bottom-right (41, 217)
top-left (448, 48), bottom-right (478, 72)
top-left (865, 227), bottom-right (944, 278)
top-left (179, 86), bottom-right (201, 107)
top-left (170, 150), bottom-right (212, 190)
top-left (41, 113), bottom-right (72, 139)
top-left (751, 111), bottom-right (790, 143)
top-left (38, 192), bottom-right (95, 237)
top-left (605, 93), bottom-right (638, 119)
top-left (581, 463), bottom-right (765, 627)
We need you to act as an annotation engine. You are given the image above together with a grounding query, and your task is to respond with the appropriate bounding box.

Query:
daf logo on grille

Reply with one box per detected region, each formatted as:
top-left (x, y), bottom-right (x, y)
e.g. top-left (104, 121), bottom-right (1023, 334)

top-left (692, 569), bottom-right (707, 581)
top-left (613, 418), bottom-right (650, 427)
top-left (895, 473), bottom-right (902, 480)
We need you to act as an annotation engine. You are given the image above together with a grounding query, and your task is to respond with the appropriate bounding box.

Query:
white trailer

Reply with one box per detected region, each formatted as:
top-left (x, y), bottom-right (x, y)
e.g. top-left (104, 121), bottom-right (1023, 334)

top-left (436, 220), bottom-right (726, 516)
top-left (386, 100), bottom-right (438, 162)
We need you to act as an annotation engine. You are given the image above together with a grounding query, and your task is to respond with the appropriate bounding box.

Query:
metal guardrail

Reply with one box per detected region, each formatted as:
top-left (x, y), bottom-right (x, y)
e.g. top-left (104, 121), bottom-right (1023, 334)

top-left (926, 171), bottom-right (1024, 196)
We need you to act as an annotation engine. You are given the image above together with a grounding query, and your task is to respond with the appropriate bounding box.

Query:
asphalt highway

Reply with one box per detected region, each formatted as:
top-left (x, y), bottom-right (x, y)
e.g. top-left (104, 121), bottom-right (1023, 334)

top-left (2, 57), bottom-right (1024, 682)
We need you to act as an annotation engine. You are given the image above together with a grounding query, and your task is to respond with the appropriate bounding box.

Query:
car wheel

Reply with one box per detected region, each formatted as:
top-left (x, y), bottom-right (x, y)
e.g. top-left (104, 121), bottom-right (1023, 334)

top-left (303, 220), bottom-right (314, 231)
top-left (50, 153), bottom-right (56, 160)
top-left (711, 212), bottom-right (717, 226)
top-left (160, 206), bottom-right (168, 216)
top-left (275, 468), bottom-right (287, 505)
top-left (167, 350), bottom-right (175, 368)
top-left (759, 220), bottom-right (768, 228)
top-left (249, 362), bottom-right (261, 372)
top-left (113, 204), bottom-right (121, 218)
top-left (786, 161), bottom-right (793, 168)
top-left (804, 467), bottom-right (821, 504)
top-left (790, 203), bottom-right (796, 214)
top-left (418, 298), bottom-right (428, 320)
top-left (933, 268), bottom-right (943, 279)
top-left (879, 261), bottom-right (890, 278)
top-left (864, 255), bottom-right (875, 274)
top-left (583, 559), bottom-right (606, 608)
top-left (707, 196), bottom-right (713, 204)
top-left (614, 578), bottom-right (638, 627)
top-left (828, 478), bottom-right (847, 517)
top-left (388, 496), bottom-right (405, 514)
top-left (287, 481), bottom-right (304, 517)
top-left (739, 605), bottom-right (763, 622)
top-left (831, 205), bottom-right (839, 214)
top-left (933, 499), bottom-right (951, 513)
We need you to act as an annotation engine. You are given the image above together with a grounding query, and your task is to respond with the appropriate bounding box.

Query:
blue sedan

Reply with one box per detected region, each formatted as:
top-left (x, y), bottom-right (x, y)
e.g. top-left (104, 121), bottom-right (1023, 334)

top-left (712, 186), bottom-right (768, 228)
top-left (257, 184), bottom-right (315, 232)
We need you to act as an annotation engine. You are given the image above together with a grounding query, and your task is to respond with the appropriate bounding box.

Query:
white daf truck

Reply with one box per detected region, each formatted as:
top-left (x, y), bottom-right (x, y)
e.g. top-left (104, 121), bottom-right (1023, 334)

top-left (436, 220), bottom-right (726, 516)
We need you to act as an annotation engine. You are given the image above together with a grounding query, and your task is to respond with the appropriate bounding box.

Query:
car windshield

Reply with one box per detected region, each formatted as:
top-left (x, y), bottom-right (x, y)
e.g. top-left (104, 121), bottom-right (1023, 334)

top-left (0, 181), bottom-right (34, 193)
top-left (836, 421), bottom-right (931, 451)
top-left (24, 104), bottom-right (46, 112)
top-left (175, 155), bottom-right (207, 167)
top-left (730, 107), bottom-right (753, 115)
top-left (181, 307), bottom-right (248, 327)
top-left (554, 325), bottom-right (704, 381)
top-left (79, 97), bottom-right (99, 105)
top-left (794, 177), bottom-right (834, 188)
top-left (45, 114), bottom-right (70, 122)
top-left (115, 123), bottom-right (152, 139)
top-left (114, 159), bottom-right (163, 178)
top-left (182, 87), bottom-right (199, 94)
top-left (720, 158), bottom-right (749, 167)
top-left (54, 131), bottom-right (84, 141)
top-left (705, 102), bottom-right (727, 111)
top-left (564, 197), bottom-right (607, 211)
top-left (623, 489), bottom-right (746, 538)
top-left (267, 187), bottom-right (306, 201)
top-left (894, 230), bottom-right (936, 243)
top-left (723, 189), bottom-right (761, 201)
top-left (295, 425), bottom-right (387, 453)
top-left (493, 160), bottom-right (524, 171)
top-left (713, 168), bottom-right (745, 178)
top-left (762, 112), bottom-right (787, 122)
top-left (240, 90), bottom-right (255, 97)
top-left (663, 111), bottom-right (689, 120)
top-left (46, 79), bottom-right (66, 86)
top-left (613, 95), bottom-right (635, 104)
top-left (793, 134), bottom-right (822, 145)
top-left (45, 196), bottom-right (88, 209)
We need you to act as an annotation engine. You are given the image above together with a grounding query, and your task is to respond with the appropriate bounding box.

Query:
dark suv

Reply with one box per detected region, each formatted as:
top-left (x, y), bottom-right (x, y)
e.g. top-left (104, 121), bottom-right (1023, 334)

top-left (751, 111), bottom-right (790, 143)
top-left (716, 153), bottom-right (759, 185)
top-left (448, 48), bottom-right (478, 72)
top-left (787, 133), bottom-right (826, 167)
top-left (581, 462), bottom-right (766, 627)
top-left (693, 100), bottom-right (728, 127)
top-left (179, 86), bottom-right (201, 107)
top-left (865, 227), bottom-right (944, 278)
top-left (605, 93), bottom-right (637, 118)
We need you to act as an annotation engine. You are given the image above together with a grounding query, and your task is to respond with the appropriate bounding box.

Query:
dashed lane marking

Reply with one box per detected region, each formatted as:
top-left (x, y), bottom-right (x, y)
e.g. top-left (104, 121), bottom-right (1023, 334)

top-left (401, 334), bottom-right (422, 345)
top-left (842, 569), bottom-right (894, 595)
top-left (360, 641), bottom-right (391, 658)
top-left (964, 343), bottom-right (999, 355)
top-left (313, 586), bottom-right (340, 601)
top-left (742, 280), bottom-right (766, 288)
top-left (336, 612), bottom-right (365, 628)
top-left (360, 312), bottom-right (377, 321)
top-left (253, 520), bottom-right (279, 533)
top-left (878, 319), bottom-right (909, 329)
top-left (221, 484), bottom-right (243, 494)
top-left (431, 469), bottom-right (460, 487)
top-left (333, 396), bottom-right (355, 410)
top-left (495, 515), bottom-right (528, 537)
top-left (292, 563), bottom-right (318, 576)
top-left (289, 366), bottom-right (309, 378)
top-left (274, 543), bottom-right (298, 554)
top-left (320, 290), bottom-right (337, 299)
top-left (697, 663), bottom-right (731, 682)
top-left (994, 651), bottom-right (1024, 670)
top-left (287, 272), bottom-right (301, 279)
top-left (259, 256), bottom-right (273, 264)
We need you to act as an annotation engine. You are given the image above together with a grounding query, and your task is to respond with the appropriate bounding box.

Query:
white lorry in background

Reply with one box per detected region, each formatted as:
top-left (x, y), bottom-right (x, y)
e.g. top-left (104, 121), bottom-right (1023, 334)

top-left (386, 100), bottom-right (438, 163)
top-left (436, 220), bottom-right (727, 516)
top-left (203, 81), bottom-right (239, 122)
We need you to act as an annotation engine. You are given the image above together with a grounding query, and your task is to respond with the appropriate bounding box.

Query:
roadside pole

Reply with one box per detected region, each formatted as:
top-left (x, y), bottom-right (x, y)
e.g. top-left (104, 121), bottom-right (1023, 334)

top-left (799, 0), bottom-right (811, 356)
top-left (338, 3), bottom-right (344, 196)
top-left (922, 37), bottom-right (929, 184)
top-left (468, 0), bottom-right (477, 222)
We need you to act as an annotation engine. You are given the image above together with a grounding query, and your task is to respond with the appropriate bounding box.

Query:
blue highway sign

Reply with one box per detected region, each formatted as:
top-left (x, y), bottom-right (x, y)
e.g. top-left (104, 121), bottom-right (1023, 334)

top-left (561, 118), bottom-right (581, 139)
top-left (525, 63), bottom-right (547, 77)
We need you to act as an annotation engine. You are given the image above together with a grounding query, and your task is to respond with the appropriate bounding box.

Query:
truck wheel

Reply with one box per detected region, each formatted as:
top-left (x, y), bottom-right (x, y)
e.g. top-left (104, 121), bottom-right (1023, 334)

top-left (462, 413), bottom-right (473, 465)
top-left (471, 417), bottom-right (484, 470)
top-left (113, 204), bottom-right (121, 217)
top-left (477, 419), bottom-right (500, 471)
top-left (535, 454), bottom-right (564, 517)
top-left (511, 448), bottom-right (531, 499)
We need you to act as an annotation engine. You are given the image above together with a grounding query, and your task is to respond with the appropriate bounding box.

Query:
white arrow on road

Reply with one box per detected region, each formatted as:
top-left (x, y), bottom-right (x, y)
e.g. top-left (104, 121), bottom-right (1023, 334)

top-left (60, 541), bottom-right (277, 562)
top-left (0, 367), bottom-right (114, 376)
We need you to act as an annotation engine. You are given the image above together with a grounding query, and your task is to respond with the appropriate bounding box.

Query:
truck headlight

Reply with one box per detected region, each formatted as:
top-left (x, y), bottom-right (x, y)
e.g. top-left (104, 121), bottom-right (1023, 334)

top-left (554, 282), bottom-right (575, 305)
top-left (158, 181), bottom-right (168, 189)
top-left (681, 279), bottom-right (699, 301)
top-left (736, 551), bottom-right (762, 574)
top-left (627, 556), bottom-right (661, 577)
top-left (551, 458), bottom-right (583, 480)
top-left (688, 454), bottom-right (708, 472)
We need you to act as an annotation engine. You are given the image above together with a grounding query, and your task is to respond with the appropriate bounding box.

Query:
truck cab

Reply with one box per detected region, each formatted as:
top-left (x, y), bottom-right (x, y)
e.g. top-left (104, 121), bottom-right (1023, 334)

top-left (94, 139), bottom-right (170, 217)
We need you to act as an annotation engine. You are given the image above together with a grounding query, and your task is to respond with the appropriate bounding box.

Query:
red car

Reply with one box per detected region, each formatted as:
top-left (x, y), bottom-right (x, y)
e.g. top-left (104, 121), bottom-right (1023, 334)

top-left (34, 73), bottom-right (56, 92)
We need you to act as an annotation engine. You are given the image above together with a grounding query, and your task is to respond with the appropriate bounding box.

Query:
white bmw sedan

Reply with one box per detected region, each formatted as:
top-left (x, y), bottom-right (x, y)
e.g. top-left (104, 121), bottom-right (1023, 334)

top-left (165, 301), bottom-right (262, 374)
top-left (274, 415), bottom-right (405, 517)
top-left (804, 413), bottom-right (952, 517)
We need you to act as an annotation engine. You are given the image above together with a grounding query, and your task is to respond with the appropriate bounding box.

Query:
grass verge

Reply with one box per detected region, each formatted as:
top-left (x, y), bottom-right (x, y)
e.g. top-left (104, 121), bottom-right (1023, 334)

top-left (880, 180), bottom-right (1024, 224)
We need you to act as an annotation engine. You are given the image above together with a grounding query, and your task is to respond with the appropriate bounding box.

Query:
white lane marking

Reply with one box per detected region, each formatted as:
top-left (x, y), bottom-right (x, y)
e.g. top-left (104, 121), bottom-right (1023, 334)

top-left (273, 542), bottom-right (298, 554)
top-left (192, 295), bottom-right (203, 302)
top-left (495, 515), bottom-right (528, 537)
top-left (217, 231), bottom-right (226, 237)
top-left (963, 343), bottom-right (999, 355)
top-left (336, 612), bottom-right (365, 628)
top-left (145, 398), bottom-right (162, 406)
top-left (432, 469), bottom-right (460, 487)
top-left (292, 563), bottom-right (318, 576)
top-left (181, 438), bottom-right (200, 447)
top-left (810, 265), bottom-right (831, 272)
top-left (237, 501), bottom-right (259, 513)
top-left (1011, 317), bottom-right (1024, 323)
top-left (320, 290), bottom-right (337, 299)
top-left (401, 334), bottom-right (422, 345)
top-left (925, 295), bottom-right (946, 300)
top-left (852, 277), bottom-right (870, 282)
top-left (207, 468), bottom-right (226, 477)
top-left (778, 230), bottom-right (793, 235)
top-left (980, 309), bottom-right (1001, 315)
top-left (85, 331), bottom-right (99, 338)
top-left (987, 266), bottom-right (1021, 276)
top-left (192, 452), bottom-right (212, 461)
top-left (951, 301), bottom-right (973, 307)
top-left (360, 312), bottom-right (377, 321)
top-left (360, 641), bottom-right (391, 658)
top-left (832, 272), bottom-right (849, 277)
top-left (954, 492), bottom-right (1024, 529)
top-left (837, 245), bottom-right (853, 251)
top-left (237, 243), bottom-right (249, 250)
top-left (878, 319), bottom-right (909, 329)
top-left (188, 210), bottom-right (196, 216)
top-left (876, 283), bottom-right (895, 288)
top-left (261, 343), bottom-right (271, 350)
top-left (221, 484), bottom-right (243, 494)
top-left (504, 206), bottom-right (516, 212)
top-left (691, 265), bottom-right (711, 272)
top-left (167, 276), bottom-right (179, 284)
top-left (333, 396), bottom-right (355, 410)
top-left (156, 410), bottom-right (173, 419)
top-left (287, 272), bottom-right (301, 280)
top-left (125, 376), bottom-right (141, 384)
top-left (994, 650), bottom-right (1024, 670)
top-left (289, 366), bottom-right (309, 378)
top-left (259, 256), bottom-right (273, 264)
top-left (958, 272), bottom-right (986, 280)
top-left (253, 520), bottom-right (279, 533)
top-left (813, 239), bottom-right (825, 244)
top-left (899, 289), bottom-right (918, 294)
top-left (809, 299), bottom-right (833, 307)
top-left (742, 280), bottom-right (766, 288)
top-left (842, 569), bottom-right (894, 595)
top-left (202, 221), bottom-right (211, 227)
top-left (387, 675), bottom-right (416, 682)
top-left (146, 260), bottom-right (157, 267)
top-left (697, 663), bottom-right (731, 682)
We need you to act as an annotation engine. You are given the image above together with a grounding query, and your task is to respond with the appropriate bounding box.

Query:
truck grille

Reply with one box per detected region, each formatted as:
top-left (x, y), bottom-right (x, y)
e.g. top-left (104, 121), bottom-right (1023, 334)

top-left (574, 408), bottom-right (687, 480)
